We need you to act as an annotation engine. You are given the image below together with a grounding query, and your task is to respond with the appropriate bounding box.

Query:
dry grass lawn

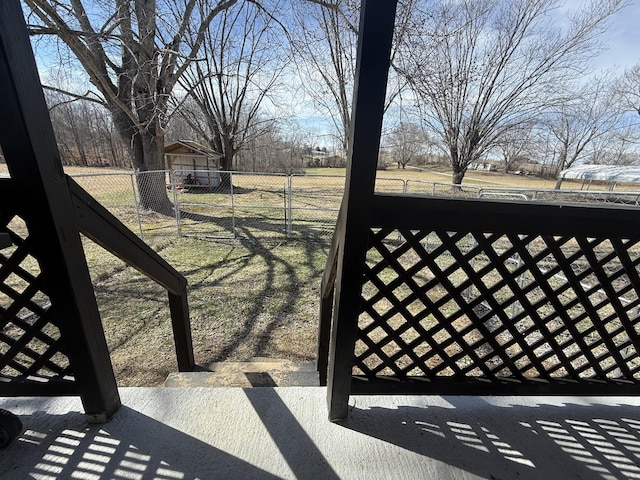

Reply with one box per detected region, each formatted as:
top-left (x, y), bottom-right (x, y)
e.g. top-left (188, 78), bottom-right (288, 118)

top-left (84, 236), bottom-right (328, 386)
top-left (3, 161), bottom-right (635, 386)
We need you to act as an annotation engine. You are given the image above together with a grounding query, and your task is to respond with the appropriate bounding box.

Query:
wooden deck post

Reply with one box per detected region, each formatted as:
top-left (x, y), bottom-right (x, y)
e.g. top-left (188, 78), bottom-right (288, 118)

top-left (326, 0), bottom-right (397, 421)
top-left (68, 176), bottom-right (195, 373)
top-left (168, 291), bottom-right (196, 371)
top-left (0, 0), bottom-right (120, 420)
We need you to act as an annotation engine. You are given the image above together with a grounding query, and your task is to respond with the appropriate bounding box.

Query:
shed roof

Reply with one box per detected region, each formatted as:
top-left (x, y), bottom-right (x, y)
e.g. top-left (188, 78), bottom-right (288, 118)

top-left (164, 140), bottom-right (222, 158)
top-left (558, 165), bottom-right (640, 184)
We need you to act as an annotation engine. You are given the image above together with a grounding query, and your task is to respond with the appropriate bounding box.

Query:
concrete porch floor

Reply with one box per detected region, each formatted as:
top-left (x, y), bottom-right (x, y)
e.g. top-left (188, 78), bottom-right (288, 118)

top-left (1, 388), bottom-right (640, 479)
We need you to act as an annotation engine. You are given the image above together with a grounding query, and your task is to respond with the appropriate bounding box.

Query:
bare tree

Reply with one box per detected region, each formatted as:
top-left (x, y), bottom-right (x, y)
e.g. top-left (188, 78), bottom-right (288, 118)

top-left (291, 0), bottom-right (414, 155)
top-left (235, 120), bottom-right (281, 172)
top-left (588, 126), bottom-right (640, 166)
top-left (543, 78), bottom-right (623, 185)
top-left (493, 123), bottom-right (536, 174)
top-left (176, 0), bottom-right (285, 187)
top-left (272, 121), bottom-right (311, 174)
top-left (615, 64), bottom-right (640, 116)
top-left (92, 104), bottom-right (130, 167)
top-left (165, 104), bottom-right (204, 145)
top-left (387, 122), bottom-right (426, 169)
top-left (399, 0), bottom-right (629, 185)
top-left (291, 0), bottom-right (357, 154)
top-left (231, 118), bottom-right (310, 172)
top-left (24, 0), bottom-right (242, 213)
top-left (47, 92), bottom-right (90, 166)
top-left (47, 90), bottom-right (128, 167)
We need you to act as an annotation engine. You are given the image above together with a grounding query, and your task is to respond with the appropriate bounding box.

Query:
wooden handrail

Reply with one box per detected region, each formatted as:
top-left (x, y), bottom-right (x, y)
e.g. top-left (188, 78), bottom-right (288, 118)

top-left (316, 202), bottom-right (347, 385)
top-left (68, 175), bottom-right (194, 371)
top-left (320, 203), bottom-right (344, 300)
top-left (68, 176), bottom-right (185, 294)
top-left (370, 193), bottom-right (640, 236)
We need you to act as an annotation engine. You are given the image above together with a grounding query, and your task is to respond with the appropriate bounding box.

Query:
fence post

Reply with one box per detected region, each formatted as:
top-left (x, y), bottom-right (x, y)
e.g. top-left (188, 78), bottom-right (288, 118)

top-left (171, 170), bottom-right (182, 236)
top-left (230, 171), bottom-right (236, 238)
top-left (287, 175), bottom-right (293, 238)
top-left (131, 172), bottom-right (144, 239)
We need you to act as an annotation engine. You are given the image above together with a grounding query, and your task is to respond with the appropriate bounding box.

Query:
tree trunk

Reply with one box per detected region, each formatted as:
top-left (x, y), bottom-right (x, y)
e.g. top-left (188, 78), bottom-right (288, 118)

top-left (131, 128), bottom-right (174, 215)
top-left (554, 177), bottom-right (563, 189)
top-left (452, 170), bottom-right (465, 185)
top-left (135, 170), bottom-right (172, 213)
top-left (111, 107), bottom-right (173, 215)
top-left (217, 171), bottom-right (232, 192)
top-left (216, 145), bottom-right (234, 191)
top-left (448, 141), bottom-right (468, 187)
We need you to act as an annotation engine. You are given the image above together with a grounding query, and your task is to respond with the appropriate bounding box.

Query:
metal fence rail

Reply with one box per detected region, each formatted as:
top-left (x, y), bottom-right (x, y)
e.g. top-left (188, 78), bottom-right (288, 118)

top-left (406, 179), bottom-right (482, 198)
top-left (70, 170), bottom-right (640, 241)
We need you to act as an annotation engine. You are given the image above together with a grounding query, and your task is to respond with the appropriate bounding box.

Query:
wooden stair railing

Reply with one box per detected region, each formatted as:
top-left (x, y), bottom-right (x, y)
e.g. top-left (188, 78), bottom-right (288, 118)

top-left (317, 205), bottom-right (343, 386)
top-left (68, 176), bottom-right (194, 371)
top-left (0, 0), bottom-right (192, 421)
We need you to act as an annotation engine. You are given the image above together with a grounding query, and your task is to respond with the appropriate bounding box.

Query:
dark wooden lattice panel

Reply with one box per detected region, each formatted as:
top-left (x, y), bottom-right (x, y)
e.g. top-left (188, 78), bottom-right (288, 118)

top-left (354, 226), bottom-right (640, 392)
top-left (0, 214), bottom-right (74, 386)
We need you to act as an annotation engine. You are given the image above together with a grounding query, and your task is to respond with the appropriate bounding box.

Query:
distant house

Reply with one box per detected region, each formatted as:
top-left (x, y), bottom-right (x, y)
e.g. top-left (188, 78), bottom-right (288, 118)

top-left (469, 162), bottom-right (498, 172)
top-left (164, 140), bottom-right (223, 188)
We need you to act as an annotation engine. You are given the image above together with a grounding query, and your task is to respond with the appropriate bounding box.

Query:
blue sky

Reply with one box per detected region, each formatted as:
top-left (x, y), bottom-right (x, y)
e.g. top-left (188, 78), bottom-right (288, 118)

top-left (28, 0), bottom-right (639, 152)
top-left (582, 0), bottom-right (639, 71)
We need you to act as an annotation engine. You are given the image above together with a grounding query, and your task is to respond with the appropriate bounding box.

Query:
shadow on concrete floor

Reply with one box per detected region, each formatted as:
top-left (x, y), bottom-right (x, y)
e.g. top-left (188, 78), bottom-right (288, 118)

top-left (343, 395), bottom-right (640, 480)
top-left (3, 391), bottom-right (640, 479)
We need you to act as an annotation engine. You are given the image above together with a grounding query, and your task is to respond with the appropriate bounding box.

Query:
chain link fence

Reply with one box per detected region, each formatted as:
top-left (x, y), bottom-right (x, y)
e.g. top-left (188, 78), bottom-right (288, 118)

top-left (289, 174), bottom-right (344, 239)
top-left (406, 179), bottom-right (482, 197)
top-left (71, 170), bottom-right (640, 241)
top-left (72, 172), bottom-right (146, 234)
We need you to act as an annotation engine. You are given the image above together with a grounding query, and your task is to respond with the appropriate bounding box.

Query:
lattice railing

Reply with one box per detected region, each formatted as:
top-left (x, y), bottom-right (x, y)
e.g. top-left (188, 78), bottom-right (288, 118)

top-left (0, 213), bottom-right (75, 391)
top-left (348, 195), bottom-right (640, 395)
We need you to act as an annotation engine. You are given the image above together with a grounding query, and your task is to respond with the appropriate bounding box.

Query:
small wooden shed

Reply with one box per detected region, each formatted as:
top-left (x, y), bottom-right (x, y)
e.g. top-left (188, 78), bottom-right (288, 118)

top-left (165, 140), bottom-right (223, 188)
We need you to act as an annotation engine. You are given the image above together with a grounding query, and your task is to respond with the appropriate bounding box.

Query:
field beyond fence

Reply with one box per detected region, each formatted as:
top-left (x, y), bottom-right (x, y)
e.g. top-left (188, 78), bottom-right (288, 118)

top-left (66, 168), bottom-right (640, 242)
top-left (4, 164), bottom-right (640, 387)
